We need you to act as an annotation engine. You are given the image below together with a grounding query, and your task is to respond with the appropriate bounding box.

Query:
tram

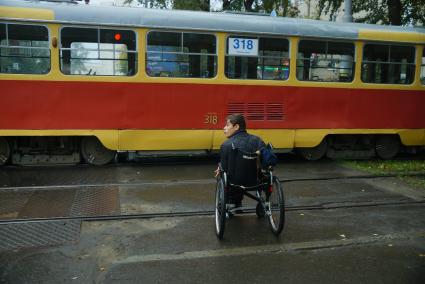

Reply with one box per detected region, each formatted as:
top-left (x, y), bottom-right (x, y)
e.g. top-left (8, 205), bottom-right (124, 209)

top-left (0, 0), bottom-right (424, 165)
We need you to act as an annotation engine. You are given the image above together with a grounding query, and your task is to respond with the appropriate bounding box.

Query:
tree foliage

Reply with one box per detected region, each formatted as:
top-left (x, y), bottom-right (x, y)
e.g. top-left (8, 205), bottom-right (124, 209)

top-left (223, 0), bottom-right (298, 16)
top-left (129, 0), bottom-right (299, 16)
top-left (317, 0), bottom-right (424, 26)
top-left (173, 0), bottom-right (210, 11)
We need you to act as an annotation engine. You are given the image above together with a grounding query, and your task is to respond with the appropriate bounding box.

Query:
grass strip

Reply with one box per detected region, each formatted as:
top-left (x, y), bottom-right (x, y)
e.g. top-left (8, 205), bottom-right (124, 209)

top-left (343, 159), bottom-right (425, 190)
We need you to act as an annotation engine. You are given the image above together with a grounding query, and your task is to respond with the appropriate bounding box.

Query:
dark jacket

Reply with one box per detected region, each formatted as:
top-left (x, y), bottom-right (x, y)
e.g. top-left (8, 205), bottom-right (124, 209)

top-left (219, 130), bottom-right (265, 173)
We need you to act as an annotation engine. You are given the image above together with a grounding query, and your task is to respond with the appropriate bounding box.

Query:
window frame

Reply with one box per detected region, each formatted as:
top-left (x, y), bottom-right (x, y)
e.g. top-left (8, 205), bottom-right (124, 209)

top-left (145, 29), bottom-right (218, 79)
top-left (420, 46), bottom-right (425, 86)
top-left (224, 34), bottom-right (291, 81)
top-left (0, 21), bottom-right (51, 75)
top-left (361, 42), bottom-right (416, 85)
top-left (296, 38), bottom-right (356, 83)
top-left (59, 25), bottom-right (138, 76)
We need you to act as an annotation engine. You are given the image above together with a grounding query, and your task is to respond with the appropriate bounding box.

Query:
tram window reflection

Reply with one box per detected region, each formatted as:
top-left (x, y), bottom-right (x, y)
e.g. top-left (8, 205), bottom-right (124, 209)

top-left (297, 40), bottom-right (354, 82)
top-left (225, 36), bottom-right (289, 81)
top-left (421, 47), bottom-right (425, 85)
top-left (0, 23), bottom-right (50, 74)
top-left (60, 27), bottom-right (137, 76)
top-left (362, 43), bottom-right (415, 84)
top-left (146, 31), bottom-right (217, 78)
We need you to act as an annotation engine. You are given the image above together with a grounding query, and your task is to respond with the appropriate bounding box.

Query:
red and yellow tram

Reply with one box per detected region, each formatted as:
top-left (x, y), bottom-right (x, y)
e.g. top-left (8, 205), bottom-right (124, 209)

top-left (1, 0), bottom-right (424, 165)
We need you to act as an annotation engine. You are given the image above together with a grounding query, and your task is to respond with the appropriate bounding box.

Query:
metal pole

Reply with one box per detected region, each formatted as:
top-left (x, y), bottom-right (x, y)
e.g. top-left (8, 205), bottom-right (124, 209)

top-left (341, 0), bottom-right (353, 82)
top-left (307, 0), bottom-right (311, 18)
top-left (342, 0), bottom-right (353, 22)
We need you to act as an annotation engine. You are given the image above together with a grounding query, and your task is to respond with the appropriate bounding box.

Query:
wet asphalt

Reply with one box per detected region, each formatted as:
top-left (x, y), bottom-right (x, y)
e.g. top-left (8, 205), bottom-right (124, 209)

top-left (0, 155), bottom-right (424, 283)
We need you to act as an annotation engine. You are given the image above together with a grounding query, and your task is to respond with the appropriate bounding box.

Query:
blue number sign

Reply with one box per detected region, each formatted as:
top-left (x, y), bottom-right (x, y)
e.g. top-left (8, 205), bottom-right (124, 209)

top-left (228, 38), bottom-right (258, 56)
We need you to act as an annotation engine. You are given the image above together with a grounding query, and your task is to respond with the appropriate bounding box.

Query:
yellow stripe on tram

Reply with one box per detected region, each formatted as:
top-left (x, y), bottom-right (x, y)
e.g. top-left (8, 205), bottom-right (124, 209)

top-left (0, 6), bottom-right (54, 20)
top-left (359, 29), bottom-right (425, 44)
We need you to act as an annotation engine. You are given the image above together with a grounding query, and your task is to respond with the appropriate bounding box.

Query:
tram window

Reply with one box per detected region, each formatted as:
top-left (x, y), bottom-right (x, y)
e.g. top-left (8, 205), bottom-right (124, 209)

top-left (146, 31), bottom-right (217, 78)
top-left (421, 48), bottom-right (425, 85)
top-left (0, 23), bottom-right (50, 74)
top-left (60, 27), bottom-right (137, 76)
top-left (362, 44), bottom-right (415, 84)
top-left (225, 36), bottom-right (289, 80)
top-left (297, 40), bottom-right (354, 82)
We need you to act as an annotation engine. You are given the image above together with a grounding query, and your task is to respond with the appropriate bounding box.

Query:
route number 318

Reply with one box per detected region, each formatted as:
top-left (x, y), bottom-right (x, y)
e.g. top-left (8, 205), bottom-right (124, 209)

top-left (232, 39), bottom-right (254, 50)
top-left (228, 38), bottom-right (258, 56)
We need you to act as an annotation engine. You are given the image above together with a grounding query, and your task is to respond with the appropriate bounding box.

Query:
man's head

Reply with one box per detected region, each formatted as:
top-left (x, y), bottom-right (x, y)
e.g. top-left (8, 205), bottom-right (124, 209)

top-left (223, 114), bottom-right (246, 138)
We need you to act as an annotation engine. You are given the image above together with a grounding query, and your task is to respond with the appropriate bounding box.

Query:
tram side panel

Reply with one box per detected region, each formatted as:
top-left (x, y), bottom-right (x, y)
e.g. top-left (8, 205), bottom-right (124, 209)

top-left (1, 79), bottom-right (424, 150)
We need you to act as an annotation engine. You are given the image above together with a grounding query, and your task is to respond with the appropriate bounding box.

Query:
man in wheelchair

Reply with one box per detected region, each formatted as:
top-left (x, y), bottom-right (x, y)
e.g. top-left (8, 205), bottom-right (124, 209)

top-left (215, 114), bottom-right (265, 207)
top-left (214, 114), bottom-right (285, 239)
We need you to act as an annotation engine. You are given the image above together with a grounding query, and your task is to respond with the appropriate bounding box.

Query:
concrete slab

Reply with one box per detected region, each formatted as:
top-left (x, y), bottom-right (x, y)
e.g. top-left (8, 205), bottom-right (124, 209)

top-left (1, 157), bottom-right (424, 283)
top-left (0, 157), bottom-right (368, 188)
top-left (118, 177), bottom-right (412, 215)
top-left (1, 204), bottom-right (424, 283)
top-left (0, 161), bottom-right (421, 219)
top-left (103, 240), bottom-right (425, 284)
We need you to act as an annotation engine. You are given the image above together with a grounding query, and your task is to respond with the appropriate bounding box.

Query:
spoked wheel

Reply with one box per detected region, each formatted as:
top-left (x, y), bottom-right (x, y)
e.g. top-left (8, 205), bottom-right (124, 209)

top-left (0, 137), bottom-right (11, 166)
top-left (81, 136), bottom-right (116, 166)
top-left (266, 178), bottom-right (285, 236)
top-left (215, 178), bottom-right (227, 239)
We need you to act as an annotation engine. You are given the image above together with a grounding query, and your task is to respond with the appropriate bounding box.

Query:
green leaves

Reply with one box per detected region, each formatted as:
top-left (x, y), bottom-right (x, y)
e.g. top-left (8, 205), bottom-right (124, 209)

top-left (131, 0), bottom-right (298, 16)
top-left (317, 0), bottom-right (424, 26)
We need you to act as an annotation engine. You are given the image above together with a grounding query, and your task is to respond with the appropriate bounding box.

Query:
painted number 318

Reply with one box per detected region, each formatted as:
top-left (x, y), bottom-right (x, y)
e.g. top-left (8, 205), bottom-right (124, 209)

top-left (233, 39), bottom-right (254, 50)
top-left (204, 114), bottom-right (218, 125)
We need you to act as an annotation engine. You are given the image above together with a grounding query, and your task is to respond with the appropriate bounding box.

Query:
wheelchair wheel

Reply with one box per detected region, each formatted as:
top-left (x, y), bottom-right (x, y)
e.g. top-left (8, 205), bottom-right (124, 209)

top-left (256, 202), bottom-right (265, 218)
top-left (215, 178), bottom-right (227, 239)
top-left (267, 178), bottom-right (285, 236)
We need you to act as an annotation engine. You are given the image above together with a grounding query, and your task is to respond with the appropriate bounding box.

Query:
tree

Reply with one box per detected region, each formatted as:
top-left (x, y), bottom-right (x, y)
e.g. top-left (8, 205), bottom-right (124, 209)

top-left (173, 0), bottom-right (210, 11)
top-left (222, 0), bottom-right (298, 16)
top-left (127, 0), bottom-right (210, 10)
top-left (125, 0), bottom-right (299, 16)
top-left (317, 0), bottom-right (424, 25)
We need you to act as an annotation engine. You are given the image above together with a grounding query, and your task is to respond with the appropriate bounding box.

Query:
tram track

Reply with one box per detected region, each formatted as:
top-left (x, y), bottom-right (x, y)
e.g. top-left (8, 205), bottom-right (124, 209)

top-left (1, 199), bottom-right (424, 225)
top-left (1, 172), bottom-right (424, 225)
top-left (1, 172), bottom-right (424, 191)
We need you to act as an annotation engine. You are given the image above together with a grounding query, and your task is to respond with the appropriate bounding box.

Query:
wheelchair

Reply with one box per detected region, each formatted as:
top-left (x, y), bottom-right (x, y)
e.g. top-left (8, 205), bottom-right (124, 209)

top-left (214, 148), bottom-right (285, 239)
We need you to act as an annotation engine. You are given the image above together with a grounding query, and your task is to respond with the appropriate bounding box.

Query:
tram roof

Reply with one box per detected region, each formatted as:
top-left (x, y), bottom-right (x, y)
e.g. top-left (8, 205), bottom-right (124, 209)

top-left (1, 0), bottom-right (424, 42)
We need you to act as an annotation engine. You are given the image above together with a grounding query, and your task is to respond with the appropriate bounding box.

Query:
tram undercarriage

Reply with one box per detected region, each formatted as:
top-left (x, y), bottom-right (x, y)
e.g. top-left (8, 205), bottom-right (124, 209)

top-left (299, 134), bottom-right (404, 161)
top-left (0, 136), bottom-right (115, 166)
top-left (0, 133), bottom-right (415, 166)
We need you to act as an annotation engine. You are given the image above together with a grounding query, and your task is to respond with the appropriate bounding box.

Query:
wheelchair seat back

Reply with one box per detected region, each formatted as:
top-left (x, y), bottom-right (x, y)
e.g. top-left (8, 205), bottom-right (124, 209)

top-left (227, 148), bottom-right (259, 188)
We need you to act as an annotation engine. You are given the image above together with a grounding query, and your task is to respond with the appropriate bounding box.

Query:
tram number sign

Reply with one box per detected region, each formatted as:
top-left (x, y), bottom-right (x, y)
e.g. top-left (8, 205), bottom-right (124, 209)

top-left (228, 38), bottom-right (258, 56)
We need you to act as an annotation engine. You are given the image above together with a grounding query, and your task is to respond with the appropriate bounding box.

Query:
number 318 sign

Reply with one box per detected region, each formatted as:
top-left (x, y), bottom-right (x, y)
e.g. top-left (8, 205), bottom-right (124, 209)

top-left (228, 38), bottom-right (258, 56)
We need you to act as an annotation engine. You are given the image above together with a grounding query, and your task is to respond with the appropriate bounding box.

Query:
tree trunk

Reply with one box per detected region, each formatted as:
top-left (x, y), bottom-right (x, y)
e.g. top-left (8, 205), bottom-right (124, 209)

top-left (199, 0), bottom-right (210, 11)
top-left (282, 0), bottom-right (289, 16)
top-left (244, 0), bottom-right (255, 12)
top-left (223, 0), bottom-right (230, 10)
top-left (387, 0), bottom-right (402, 25)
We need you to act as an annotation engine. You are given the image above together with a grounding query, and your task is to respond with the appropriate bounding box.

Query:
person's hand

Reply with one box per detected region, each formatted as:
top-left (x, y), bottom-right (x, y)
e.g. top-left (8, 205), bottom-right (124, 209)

top-left (214, 166), bottom-right (220, 177)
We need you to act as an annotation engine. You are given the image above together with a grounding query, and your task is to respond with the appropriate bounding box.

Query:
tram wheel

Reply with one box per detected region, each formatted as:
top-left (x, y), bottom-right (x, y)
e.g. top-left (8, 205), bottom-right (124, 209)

top-left (215, 178), bottom-right (227, 239)
top-left (375, 135), bottom-right (400, 160)
top-left (81, 136), bottom-right (116, 166)
top-left (267, 178), bottom-right (285, 236)
top-left (298, 138), bottom-right (328, 161)
top-left (0, 137), bottom-right (11, 166)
